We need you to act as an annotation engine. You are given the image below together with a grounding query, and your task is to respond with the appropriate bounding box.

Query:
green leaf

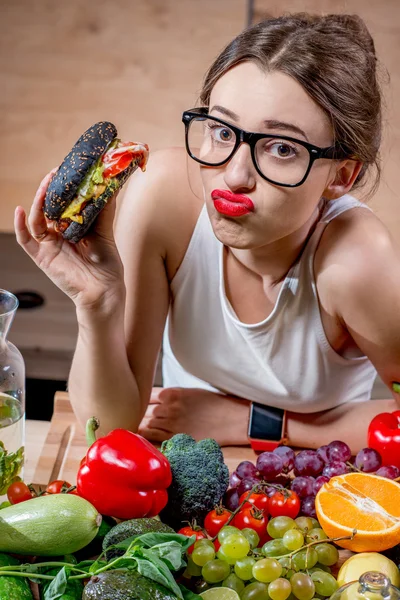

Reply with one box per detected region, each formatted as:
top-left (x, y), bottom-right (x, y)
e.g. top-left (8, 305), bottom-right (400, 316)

top-left (25, 563), bottom-right (45, 584)
top-left (74, 560), bottom-right (100, 572)
top-left (44, 566), bottom-right (69, 600)
top-left (150, 541), bottom-right (187, 571)
top-left (133, 532), bottom-right (196, 553)
top-left (138, 547), bottom-right (183, 599)
top-left (0, 444), bottom-right (24, 495)
top-left (179, 584), bottom-right (202, 600)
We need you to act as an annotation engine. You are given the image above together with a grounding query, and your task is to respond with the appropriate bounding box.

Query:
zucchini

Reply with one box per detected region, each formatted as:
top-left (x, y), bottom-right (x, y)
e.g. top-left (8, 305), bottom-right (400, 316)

top-left (0, 553), bottom-right (33, 600)
top-left (0, 493), bottom-right (101, 555)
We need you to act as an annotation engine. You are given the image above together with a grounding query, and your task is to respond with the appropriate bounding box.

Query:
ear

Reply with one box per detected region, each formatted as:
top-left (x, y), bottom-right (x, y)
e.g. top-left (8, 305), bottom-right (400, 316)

top-left (322, 160), bottom-right (364, 200)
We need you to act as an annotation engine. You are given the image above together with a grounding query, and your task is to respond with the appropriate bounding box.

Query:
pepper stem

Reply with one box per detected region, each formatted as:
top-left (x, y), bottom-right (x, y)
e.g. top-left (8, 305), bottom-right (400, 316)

top-left (86, 417), bottom-right (100, 447)
top-left (393, 382), bottom-right (400, 394)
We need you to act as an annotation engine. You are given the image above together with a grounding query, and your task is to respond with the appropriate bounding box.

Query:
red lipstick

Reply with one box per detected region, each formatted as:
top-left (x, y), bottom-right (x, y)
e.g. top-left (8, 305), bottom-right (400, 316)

top-left (211, 189), bottom-right (254, 217)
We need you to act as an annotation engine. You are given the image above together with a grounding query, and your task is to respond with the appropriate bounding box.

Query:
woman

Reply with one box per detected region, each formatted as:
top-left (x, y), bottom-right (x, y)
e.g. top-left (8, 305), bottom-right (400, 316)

top-left (15, 13), bottom-right (400, 452)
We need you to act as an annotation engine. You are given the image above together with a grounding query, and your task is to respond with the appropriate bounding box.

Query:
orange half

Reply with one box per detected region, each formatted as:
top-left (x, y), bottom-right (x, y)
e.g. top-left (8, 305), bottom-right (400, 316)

top-left (315, 472), bottom-right (400, 552)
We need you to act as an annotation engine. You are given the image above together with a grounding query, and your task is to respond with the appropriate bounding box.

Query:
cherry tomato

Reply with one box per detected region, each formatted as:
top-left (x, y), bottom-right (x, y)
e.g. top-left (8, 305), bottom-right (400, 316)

top-left (7, 481), bottom-right (33, 504)
top-left (267, 489), bottom-right (300, 519)
top-left (177, 526), bottom-right (207, 554)
top-left (204, 508), bottom-right (232, 537)
top-left (102, 152), bottom-right (133, 178)
top-left (239, 492), bottom-right (269, 514)
top-left (45, 480), bottom-right (73, 494)
top-left (233, 507), bottom-right (269, 546)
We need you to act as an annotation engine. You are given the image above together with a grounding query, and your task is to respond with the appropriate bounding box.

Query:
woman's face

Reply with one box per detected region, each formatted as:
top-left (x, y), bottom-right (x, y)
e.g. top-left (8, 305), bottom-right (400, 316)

top-left (199, 62), bottom-right (340, 250)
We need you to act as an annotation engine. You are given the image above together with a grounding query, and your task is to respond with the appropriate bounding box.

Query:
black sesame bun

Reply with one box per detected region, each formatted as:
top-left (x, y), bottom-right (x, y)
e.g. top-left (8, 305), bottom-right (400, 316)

top-left (44, 122), bottom-right (117, 220)
top-left (44, 121), bottom-right (148, 243)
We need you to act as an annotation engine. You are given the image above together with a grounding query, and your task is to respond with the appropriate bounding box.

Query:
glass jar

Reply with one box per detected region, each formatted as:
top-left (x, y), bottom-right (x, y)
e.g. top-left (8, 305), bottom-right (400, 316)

top-left (0, 289), bottom-right (25, 501)
top-left (330, 572), bottom-right (400, 600)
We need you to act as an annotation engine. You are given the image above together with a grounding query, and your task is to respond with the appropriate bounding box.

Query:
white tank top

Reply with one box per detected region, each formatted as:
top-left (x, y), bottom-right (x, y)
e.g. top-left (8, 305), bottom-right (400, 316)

top-left (162, 194), bottom-right (377, 412)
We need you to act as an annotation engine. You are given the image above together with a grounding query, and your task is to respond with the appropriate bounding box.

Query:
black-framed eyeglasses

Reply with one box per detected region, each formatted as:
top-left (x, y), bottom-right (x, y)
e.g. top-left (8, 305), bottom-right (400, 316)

top-left (182, 107), bottom-right (347, 188)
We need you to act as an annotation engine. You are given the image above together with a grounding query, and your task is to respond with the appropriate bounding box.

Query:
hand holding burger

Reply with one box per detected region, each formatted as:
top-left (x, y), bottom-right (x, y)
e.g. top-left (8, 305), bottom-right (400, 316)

top-left (15, 122), bottom-right (149, 309)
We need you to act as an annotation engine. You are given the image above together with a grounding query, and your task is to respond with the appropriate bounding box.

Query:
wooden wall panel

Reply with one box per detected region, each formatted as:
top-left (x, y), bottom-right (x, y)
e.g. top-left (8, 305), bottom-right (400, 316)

top-left (0, 0), bottom-right (246, 232)
top-left (252, 0), bottom-right (400, 236)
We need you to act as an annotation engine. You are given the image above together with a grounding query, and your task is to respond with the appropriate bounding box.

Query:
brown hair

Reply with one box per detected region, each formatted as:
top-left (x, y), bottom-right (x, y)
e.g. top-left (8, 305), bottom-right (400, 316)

top-left (200, 13), bottom-right (384, 196)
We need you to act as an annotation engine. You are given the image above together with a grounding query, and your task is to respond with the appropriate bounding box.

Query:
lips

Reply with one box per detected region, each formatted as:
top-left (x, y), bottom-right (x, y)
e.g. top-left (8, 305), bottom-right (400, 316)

top-left (211, 189), bottom-right (254, 217)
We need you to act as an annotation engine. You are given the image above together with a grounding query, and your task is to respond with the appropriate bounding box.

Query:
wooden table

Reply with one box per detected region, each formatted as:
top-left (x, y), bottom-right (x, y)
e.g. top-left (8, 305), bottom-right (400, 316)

top-left (29, 392), bottom-right (260, 486)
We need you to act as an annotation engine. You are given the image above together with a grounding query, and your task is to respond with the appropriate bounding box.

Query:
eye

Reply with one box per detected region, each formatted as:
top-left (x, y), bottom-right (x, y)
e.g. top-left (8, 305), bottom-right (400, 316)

top-left (207, 123), bottom-right (234, 143)
top-left (265, 141), bottom-right (299, 158)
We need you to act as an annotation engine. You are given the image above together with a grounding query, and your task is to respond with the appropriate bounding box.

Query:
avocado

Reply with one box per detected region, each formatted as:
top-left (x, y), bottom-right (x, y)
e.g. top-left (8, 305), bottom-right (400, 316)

top-left (0, 553), bottom-right (33, 600)
top-left (103, 517), bottom-right (175, 561)
top-left (82, 569), bottom-right (178, 600)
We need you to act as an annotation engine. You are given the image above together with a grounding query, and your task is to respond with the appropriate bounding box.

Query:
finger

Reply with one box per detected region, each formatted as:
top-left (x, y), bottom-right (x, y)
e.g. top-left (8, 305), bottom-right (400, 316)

top-left (138, 425), bottom-right (172, 443)
top-left (149, 388), bottom-right (163, 404)
top-left (27, 172), bottom-right (55, 239)
top-left (91, 190), bottom-right (120, 241)
top-left (14, 206), bottom-right (40, 257)
top-left (28, 172), bottom-right (53, 237)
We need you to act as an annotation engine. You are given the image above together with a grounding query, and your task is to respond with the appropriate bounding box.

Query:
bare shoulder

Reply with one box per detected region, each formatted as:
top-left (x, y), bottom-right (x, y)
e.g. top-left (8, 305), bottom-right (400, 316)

top-left (315, 202), bottom-right (399, 314)
top-left (115, 147), bottom-right (204, 279)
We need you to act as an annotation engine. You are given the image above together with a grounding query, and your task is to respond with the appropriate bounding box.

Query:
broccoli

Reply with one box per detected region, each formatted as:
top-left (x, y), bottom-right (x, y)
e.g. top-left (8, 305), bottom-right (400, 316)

top-left (160, 433), bottom-right (229, 529)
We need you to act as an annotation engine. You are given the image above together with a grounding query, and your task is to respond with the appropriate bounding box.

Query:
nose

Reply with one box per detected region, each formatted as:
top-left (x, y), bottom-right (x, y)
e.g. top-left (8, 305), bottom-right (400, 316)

top-left (223, 143), bottom-right (256, 192)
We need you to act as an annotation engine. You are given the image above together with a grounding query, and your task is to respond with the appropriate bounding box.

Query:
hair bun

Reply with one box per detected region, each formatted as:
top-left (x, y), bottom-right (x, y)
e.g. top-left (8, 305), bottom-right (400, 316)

top-left (323, 13), bottom-right (376, 57)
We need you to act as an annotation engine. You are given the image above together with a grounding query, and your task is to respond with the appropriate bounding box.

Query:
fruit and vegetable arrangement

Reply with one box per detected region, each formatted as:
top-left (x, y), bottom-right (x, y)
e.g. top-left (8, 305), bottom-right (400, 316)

top-left (1, 416), bottom-right (400, 600)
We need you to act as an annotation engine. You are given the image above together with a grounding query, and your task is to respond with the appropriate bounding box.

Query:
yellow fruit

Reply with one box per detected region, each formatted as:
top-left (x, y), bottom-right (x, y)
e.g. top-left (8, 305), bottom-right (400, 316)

top-left (315, 473), bottom-right (400, 552)
top-left (337, 552), bottom-right (400, 588)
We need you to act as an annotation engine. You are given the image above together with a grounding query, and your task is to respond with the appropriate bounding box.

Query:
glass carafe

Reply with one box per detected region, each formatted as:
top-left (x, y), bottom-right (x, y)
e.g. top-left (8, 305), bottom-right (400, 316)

top-left (330, 572), bottom-right (400, 600)
top-left (0, 289), bottom-right (25, 502)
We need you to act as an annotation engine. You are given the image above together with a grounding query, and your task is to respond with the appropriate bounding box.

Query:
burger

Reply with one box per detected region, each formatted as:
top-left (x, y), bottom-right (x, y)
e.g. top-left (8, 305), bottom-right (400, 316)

top-left (44, 121), bottom-right (149, 243)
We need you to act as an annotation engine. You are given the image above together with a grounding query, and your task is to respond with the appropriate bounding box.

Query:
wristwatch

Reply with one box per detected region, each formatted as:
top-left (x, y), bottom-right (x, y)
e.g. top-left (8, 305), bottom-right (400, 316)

top-left (248, 402), bottom-right (288, 452)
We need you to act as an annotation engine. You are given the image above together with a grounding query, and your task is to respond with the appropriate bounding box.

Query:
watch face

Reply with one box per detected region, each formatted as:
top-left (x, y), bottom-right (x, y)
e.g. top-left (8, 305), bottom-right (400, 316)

top-left (249, 403), bottom-right (284, 441)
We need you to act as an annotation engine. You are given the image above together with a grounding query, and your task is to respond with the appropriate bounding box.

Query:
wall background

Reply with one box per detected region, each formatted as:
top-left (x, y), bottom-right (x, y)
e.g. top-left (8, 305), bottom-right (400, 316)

top-left (0, 0), bottom-right (246, 231)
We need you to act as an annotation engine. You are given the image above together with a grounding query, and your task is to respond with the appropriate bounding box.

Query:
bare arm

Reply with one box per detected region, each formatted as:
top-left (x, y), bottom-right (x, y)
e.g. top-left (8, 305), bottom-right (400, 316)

top-left (68, 151), bottom-right (179, 434)
top-left (288, 212), bottom-right (400, 451)
top-left (286, 397), bottom-right (399, 452)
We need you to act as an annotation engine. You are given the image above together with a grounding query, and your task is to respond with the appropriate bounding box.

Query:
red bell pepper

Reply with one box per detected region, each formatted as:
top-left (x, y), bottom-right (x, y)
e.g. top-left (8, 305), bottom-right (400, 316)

top-left (368, 410), bottom-right (400, 468)
top-left (77, 417), bottom-right (172, 520)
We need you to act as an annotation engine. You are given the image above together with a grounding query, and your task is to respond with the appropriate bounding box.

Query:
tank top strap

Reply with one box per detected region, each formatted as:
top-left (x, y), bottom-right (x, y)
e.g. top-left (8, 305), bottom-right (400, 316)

top-left (320, 194), bottom-right (373, 224)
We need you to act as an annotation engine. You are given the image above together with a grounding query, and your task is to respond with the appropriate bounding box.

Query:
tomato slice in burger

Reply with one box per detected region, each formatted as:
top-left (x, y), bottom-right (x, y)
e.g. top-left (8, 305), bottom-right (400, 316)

top-left (102, 151), bottom-right (134, 178)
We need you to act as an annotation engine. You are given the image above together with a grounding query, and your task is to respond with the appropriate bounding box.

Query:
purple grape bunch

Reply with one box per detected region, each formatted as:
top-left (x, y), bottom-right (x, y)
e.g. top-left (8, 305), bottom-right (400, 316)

top-left (223, 440), bottom-right (400, 519)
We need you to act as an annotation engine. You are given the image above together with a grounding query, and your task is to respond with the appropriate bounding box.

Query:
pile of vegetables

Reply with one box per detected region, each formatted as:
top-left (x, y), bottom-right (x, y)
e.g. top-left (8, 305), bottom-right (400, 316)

top-left (3, 415), bottom-right (400, 599)
top-left (0, 422), bottom-right (230, 599)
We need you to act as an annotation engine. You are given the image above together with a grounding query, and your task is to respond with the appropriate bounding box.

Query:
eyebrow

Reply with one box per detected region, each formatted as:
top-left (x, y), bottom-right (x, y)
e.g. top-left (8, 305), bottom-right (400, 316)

top-left (209, 105), bottom-right (310, 142)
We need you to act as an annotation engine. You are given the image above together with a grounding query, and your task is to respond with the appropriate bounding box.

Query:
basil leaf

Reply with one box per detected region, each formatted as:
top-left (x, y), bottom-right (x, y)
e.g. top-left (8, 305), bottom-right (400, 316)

top-left (138, 547), bottom-right (183, 599)
top-left (179, 584), bottom-right (202, 600)
top-left (150, 541), bottom-right (187, 571)
top-left (44, 566), bottom-right (69, 600)
top-left (0, 444), bottom-right (24, 495)
top-left (25, 563), bottom-right (45, 584)
top-left (133, 532), bottom-right (196, 553)
top-left (74, 560), bottom-right (98, 571)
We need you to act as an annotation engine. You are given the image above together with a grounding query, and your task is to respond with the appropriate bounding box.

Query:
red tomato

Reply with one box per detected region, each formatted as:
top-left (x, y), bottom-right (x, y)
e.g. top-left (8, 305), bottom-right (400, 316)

top-left (239, 492), bottom-right (269, 515)
top-left (233, 507), bottom-right (269, 546)
top-left (46, 480), bottom-right (73, 494)
top-left (177, 526), bottom-right (207, 554)
top-left (102, 152), bottom-right (133, 178)
top-left (7, 481), bottom-right (33, 504)
top-left (204, 508), bottom-right (232, 537)
top-left (267, 489), bottom-right (300, 519)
